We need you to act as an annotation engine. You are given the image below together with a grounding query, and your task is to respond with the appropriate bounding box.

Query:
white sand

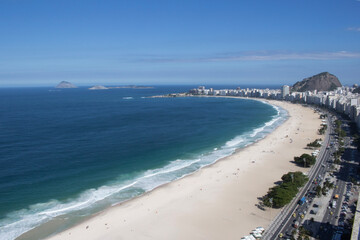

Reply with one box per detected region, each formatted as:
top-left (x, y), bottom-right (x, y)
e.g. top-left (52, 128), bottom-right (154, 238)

top-left (46, 100), bottom-right (321, 240)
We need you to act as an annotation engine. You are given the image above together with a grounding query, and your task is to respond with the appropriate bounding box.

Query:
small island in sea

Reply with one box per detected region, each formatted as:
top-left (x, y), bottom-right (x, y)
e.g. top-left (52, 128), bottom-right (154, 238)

top-left (55, 81), bottom-right (77, 88)
top-left (88, 85), bottom-right (109, 90)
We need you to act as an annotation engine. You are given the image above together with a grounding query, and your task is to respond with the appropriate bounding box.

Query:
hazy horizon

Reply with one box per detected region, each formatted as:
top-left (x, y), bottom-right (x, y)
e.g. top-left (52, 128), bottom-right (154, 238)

top-left (0, 82), bottom-right (286, 88)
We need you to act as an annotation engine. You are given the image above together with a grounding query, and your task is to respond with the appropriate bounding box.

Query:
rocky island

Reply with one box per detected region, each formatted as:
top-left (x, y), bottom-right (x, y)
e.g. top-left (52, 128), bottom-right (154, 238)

top-left (55, 81), bottom-right (77, 88)
top-left (89, 85), bottom-right (109, 90)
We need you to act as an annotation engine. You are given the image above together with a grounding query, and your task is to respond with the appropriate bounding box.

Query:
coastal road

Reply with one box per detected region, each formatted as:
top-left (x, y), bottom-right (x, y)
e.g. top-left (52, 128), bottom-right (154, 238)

top-left (316, 162), bottom-right (347, 240)
top-left (263, 115), bottom-right (332, 239)
top-left (316, 122), bottom-right (358, 239)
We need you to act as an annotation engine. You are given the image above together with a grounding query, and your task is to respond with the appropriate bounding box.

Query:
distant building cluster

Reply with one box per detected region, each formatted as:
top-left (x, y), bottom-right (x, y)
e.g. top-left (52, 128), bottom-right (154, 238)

top-left (189, 85), bottom-right (360, 130)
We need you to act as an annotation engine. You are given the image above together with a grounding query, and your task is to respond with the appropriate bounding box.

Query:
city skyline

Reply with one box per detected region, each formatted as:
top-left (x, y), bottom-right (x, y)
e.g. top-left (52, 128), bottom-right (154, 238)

top-left (0, 0), bottom-right (360, 87)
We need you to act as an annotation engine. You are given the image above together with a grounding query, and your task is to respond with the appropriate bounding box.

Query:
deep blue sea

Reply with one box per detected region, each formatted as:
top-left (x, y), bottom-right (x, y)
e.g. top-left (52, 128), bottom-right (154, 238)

top-left (0, 86), bottom-right (287, 239)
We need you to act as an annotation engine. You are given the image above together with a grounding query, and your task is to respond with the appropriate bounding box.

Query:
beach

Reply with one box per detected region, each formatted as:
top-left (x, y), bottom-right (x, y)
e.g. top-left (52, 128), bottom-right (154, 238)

top-left (44, 99), bottom-right (321, 240)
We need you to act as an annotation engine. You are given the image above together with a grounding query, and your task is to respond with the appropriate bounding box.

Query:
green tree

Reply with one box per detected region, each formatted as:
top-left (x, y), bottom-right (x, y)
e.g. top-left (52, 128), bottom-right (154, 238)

top-left (315, 185), bottom-right (322, 197)
top-left (298, 226), bottom-right (312, 239)
top-left (307, 139), bottom-right (321, 148)
top-left (335, 120), bottom-right (342, 128)
top-left (321, 186), bottom-right (327, 195)
top-left (282, 171), bottom-right (308, 186)
top-left (294, 154), bottom-right (316, 167)
top-left (339, 130), bottom-right (346, 138)
top-left (334, 158), bottom-right (341, 165)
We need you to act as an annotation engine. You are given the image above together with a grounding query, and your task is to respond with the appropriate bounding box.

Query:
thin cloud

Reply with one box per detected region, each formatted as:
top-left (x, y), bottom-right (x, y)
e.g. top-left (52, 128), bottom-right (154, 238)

top-left (347, 27), bottom-right (360, 32)
top-left (136, 51), bottom-right (360, 63)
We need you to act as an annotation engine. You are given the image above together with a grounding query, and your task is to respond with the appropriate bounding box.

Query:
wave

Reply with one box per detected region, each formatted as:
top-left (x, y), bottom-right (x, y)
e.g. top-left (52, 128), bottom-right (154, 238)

top-left (123, 97), bottom-right (134, 100)
top-left (0, 101), bottom-right (288, 240)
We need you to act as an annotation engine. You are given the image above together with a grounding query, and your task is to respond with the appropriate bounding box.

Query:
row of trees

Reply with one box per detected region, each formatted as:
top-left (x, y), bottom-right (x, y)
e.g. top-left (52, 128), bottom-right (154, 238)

top-left (262, 171), bottom-right (308, 208)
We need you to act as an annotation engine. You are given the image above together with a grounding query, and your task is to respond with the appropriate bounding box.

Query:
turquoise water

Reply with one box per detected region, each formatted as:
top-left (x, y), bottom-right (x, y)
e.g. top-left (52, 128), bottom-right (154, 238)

top-left (0, 86), bottom-right (287, 239)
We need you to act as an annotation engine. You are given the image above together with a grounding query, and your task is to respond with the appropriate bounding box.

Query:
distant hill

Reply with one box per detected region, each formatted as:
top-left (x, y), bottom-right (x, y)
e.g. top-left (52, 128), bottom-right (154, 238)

top-left (292, 72), bottom-right (342, 92)
top-left (55, 81), bottom-right (77, 88)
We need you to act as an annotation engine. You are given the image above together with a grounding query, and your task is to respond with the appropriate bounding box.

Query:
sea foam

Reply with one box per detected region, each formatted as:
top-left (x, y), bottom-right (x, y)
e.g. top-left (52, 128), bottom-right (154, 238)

top-left (0, 101), bottom-right (288, 240)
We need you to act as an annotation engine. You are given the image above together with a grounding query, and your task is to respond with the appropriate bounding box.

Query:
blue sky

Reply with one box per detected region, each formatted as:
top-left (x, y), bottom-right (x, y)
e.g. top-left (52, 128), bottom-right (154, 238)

top-left (0, 0), bottom-right (359, 87)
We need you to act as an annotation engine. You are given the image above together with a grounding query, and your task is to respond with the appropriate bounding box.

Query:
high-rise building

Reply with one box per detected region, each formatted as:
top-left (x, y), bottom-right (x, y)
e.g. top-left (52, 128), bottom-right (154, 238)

top-left (282, 85), bottom-right (290, 98)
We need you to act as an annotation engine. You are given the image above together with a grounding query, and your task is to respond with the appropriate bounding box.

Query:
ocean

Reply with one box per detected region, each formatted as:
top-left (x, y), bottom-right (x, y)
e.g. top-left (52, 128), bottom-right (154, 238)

top-left (0, 86), bottom-right (287, 240)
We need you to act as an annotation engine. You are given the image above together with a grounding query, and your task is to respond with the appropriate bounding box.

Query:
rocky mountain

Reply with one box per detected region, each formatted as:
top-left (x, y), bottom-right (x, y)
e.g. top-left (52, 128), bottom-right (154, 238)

top-left (55, 81), bottom-right (77, 88)
top-left (292, 72), bottom-right (342, 92)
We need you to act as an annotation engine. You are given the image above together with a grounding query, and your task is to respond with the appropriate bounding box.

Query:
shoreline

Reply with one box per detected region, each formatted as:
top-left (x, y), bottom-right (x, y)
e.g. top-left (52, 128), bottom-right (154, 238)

top-left (16, 96), bottom-right (285, 240)
top-left (22, 98), bottom-right (321, 240)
